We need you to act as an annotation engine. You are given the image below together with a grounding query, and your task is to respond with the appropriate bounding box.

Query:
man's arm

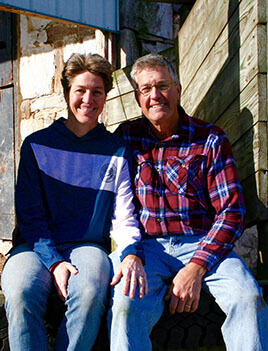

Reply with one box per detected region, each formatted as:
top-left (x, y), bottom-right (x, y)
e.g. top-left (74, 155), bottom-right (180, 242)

top-left (166, 132), bottom-right (244, 313)
top-left (165, 262), bottom-right (207, 313)
top-left (190, 132), bottom-right (245, 271)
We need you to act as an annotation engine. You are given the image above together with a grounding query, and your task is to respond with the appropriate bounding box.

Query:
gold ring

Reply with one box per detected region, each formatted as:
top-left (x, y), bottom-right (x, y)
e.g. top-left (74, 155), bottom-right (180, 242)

top-left (185, 304), bottom-right (191, 308)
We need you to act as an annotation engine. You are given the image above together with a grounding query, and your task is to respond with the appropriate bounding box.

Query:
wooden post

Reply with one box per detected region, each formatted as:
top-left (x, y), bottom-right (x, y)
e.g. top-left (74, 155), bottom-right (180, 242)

top-left (257, 221), bottom-right (268, 281)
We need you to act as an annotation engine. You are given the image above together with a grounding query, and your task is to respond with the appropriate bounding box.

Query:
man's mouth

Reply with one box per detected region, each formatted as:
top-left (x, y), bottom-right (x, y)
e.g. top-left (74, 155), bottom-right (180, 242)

top-left (150, 104), bottom-right (166, 109)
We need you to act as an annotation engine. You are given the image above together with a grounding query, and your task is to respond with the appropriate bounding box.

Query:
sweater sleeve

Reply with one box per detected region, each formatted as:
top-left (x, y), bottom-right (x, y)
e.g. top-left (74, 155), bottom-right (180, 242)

top-left (15, 138), bottom-right (64, 270)
top-left (109, 148), bottom-right (144, 263)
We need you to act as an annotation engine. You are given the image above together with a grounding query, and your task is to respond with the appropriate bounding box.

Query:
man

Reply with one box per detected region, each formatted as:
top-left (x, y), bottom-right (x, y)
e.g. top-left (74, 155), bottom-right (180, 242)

top-left (1, 53), bottom-right (146, 351)
top-left (108, 53), bottom-right (268, 351)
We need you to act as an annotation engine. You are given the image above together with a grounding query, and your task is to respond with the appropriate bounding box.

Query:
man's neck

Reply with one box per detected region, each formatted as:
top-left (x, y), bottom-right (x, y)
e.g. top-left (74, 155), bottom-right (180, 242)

top-left (150, 116), bottom-right (180, 140)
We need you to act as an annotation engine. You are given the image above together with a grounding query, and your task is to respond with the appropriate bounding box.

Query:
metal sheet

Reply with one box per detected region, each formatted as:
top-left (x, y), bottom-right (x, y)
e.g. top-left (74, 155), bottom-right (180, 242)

top-left (0, 0), bottom-right (119, 33)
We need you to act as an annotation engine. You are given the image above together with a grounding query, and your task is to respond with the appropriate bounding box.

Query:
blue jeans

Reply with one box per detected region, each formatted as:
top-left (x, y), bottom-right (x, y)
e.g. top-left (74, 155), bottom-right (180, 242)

top-left (1, 242), bottom-right (111, 351)
top-left (108, 235), bottom-right (268, 351)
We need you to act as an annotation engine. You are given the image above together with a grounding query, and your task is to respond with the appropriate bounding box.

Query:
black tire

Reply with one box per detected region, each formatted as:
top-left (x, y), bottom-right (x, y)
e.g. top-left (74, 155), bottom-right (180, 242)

top-left (0, 305), bottom-right (9, 351)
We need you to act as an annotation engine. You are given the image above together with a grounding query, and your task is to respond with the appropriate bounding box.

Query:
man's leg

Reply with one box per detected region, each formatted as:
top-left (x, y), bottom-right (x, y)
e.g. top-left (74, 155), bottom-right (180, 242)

top-left (203, 251), bottom-right (268, 351)
top-left (54, 243), bottom-right (111, 351)
top-left (108, 238), bottom-right (176, 351)
top-left (1, 243), bottom-right (53, 351)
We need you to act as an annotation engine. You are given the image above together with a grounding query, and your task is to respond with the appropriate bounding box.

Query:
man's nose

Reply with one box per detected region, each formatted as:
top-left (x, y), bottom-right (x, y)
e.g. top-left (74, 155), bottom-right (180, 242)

top-left (150, 86), bottom-right (161, 99)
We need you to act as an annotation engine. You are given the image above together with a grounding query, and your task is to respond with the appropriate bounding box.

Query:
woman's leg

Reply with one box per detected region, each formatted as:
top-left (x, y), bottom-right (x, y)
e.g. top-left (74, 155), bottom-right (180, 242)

top-left (1, 243), bottom-right (53, 351)
top-left (54, 243), bottom-right (111, 351)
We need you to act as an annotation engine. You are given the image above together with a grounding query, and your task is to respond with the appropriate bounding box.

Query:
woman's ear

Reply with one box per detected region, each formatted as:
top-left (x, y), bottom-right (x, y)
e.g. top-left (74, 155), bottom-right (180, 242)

top-left (64, 90), bottom-right (69, 104)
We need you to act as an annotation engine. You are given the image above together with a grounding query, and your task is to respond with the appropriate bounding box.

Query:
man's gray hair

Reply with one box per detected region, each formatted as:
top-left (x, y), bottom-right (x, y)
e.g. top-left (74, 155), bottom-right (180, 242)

top-left (130, 53), bottom-right (179, 87)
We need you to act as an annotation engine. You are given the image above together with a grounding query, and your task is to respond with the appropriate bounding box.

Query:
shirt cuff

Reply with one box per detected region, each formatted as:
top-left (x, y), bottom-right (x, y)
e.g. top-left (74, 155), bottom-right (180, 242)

top-left (190, 247), bottom-right (231, 271)
top-left (119, 242), bottom-right (145, 264)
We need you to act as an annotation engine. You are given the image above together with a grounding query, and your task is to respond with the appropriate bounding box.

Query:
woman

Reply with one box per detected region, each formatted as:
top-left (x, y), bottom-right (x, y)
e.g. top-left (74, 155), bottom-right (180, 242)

top-left (2, 53), bottom-right (146, 351)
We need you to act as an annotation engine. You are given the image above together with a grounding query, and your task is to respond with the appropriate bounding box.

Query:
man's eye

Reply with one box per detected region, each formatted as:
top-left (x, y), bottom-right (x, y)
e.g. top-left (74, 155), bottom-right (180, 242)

top-left (158, 84), bottom-right (169, 91)
top-left (93, 90), bottom-right (103, 96)
top-left (141, 87), bottom-right (151, 94)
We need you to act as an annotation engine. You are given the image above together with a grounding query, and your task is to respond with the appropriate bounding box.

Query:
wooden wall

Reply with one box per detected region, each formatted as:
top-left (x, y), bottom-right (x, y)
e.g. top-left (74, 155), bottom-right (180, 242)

top-left (178, 0), bottom-right (267, 226)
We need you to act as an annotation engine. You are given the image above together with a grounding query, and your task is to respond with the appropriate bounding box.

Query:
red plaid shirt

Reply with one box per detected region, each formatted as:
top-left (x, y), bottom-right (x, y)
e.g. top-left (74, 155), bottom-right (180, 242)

top-left (115, 107), bottom-right (245, 270)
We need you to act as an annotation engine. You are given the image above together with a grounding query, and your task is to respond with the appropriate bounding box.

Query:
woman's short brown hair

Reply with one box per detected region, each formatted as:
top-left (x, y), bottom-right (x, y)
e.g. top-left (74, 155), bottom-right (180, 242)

top-left (61, 53), bottom-right (113, 95)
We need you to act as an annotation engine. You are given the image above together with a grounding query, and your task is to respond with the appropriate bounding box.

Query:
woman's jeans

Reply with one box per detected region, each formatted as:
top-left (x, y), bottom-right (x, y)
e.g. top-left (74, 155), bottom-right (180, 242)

top-left (108, 235), bottom-right (268, 351)
top-left (1, 242), bottom-right (111, 351)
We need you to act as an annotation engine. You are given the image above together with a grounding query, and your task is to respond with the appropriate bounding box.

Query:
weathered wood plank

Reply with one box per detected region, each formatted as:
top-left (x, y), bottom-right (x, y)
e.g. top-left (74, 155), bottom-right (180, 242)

top-left (242, 170), bottom-right (268, 225)
top-left (182, 24), bottom-right (266, 117)
top-left (107, 66), bottom-right (134, 100)
top-left (179, 0), bottom-right (265, 94)
top-left (179, 1), bottom-right (231, 91)
top-left (232, 121), bottom-right (267, 183)
top-left (178, 0), bottom-right (238, 66)
top-left (215, 73), bottom-right (267, 144)
top-left (105, 91), bottom-right (141, 127)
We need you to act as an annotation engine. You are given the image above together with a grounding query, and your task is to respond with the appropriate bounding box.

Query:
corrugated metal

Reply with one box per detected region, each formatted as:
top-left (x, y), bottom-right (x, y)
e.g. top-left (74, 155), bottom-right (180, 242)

top-left (0, 0), bottom-right (119, 33)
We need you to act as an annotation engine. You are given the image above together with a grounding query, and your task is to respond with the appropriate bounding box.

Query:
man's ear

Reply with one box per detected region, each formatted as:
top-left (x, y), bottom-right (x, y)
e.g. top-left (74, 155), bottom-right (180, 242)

top-left (176, 82), bottom-right (182, 101)
top-left (134, 89), bottom-right (141, 107)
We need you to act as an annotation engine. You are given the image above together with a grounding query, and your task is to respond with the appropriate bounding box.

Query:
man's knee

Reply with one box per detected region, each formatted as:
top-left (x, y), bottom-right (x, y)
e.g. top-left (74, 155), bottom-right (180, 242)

top-left (223, 280), bottom-right (262, 312)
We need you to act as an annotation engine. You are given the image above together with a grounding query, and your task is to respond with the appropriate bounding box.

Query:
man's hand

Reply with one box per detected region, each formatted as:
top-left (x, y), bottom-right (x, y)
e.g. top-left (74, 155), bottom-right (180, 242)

top-left (52, 261), bottom-right (78, 300)
top-left (111, 254), bottom-right (148, 299)
top-left (165, 262), bottom-right (207, 314)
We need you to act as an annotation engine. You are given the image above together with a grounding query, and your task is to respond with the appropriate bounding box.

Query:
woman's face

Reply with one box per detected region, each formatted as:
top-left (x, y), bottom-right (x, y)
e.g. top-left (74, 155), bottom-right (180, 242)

top-left (65, 71), bottom-right (106, 137)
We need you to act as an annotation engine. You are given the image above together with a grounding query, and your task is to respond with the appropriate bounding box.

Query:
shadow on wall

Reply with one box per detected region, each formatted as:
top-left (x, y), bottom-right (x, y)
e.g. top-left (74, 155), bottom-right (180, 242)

top-left (194, 0), bottom-right (267, 231)
top-left (193, 0), bottom-right (267, 263)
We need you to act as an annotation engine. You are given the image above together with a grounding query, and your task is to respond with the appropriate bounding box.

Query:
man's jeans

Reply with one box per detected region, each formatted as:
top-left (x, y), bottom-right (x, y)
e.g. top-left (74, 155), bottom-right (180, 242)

top-left (1, 242), bottom-right (111, 351)
top-left (108, 235), bottom-right (268, 351)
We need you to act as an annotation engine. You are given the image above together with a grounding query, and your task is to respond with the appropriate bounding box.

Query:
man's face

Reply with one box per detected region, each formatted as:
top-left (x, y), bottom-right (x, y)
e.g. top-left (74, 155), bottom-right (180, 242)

top-left (135, 65), bottom-right (181, 130)
top-left (66, 71), bottom-right (106, 136)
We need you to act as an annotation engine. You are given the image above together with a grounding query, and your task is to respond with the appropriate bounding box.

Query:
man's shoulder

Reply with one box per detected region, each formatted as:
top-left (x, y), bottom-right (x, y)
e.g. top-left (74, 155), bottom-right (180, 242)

top-left (116, 117), bottom-right (145, 135)
top-left (183, 113), bottom-right (226, 140)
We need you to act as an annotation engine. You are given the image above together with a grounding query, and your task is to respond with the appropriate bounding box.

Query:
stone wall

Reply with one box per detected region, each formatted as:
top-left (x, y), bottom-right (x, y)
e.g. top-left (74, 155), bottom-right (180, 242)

top-left (18, 15), bottom-right (107, 141)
